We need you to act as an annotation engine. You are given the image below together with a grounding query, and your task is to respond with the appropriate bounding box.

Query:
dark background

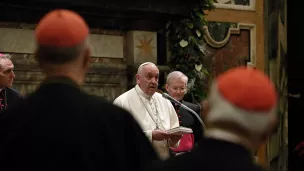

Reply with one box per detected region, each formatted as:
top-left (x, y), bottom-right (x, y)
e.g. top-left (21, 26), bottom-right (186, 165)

top-left (0, 0), bottom-right (195, 30)
top-left (287, 0), bottom-right (304, 170)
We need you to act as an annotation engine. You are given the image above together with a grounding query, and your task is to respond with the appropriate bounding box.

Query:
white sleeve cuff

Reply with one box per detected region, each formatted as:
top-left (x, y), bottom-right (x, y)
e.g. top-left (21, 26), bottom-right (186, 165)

top-left (144, 130), bottom-right (153, 142)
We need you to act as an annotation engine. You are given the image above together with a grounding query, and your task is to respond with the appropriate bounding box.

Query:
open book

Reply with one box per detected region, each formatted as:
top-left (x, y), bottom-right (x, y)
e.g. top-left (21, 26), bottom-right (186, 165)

top-left (167, 126), bottom-right (193, 135)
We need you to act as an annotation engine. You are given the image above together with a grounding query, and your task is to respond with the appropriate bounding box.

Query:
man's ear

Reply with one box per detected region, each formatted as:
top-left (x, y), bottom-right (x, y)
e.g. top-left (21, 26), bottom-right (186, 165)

top-left (165, 84), bottom-right (169, 92)
top-left (135, 74), bottom-right (140, 85)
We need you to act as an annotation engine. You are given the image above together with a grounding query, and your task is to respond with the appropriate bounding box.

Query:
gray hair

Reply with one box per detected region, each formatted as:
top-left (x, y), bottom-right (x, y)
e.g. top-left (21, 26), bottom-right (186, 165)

top-left (0, 53), bottom-right (12, 60)
top-left (137, 62), bottom-right (157, 75)
top-left (36, 38), bottom-right (89, 64)
top-left (166, 71), bottom-right (188, 85)
top-left (0, 53), bottom-right (12, 70)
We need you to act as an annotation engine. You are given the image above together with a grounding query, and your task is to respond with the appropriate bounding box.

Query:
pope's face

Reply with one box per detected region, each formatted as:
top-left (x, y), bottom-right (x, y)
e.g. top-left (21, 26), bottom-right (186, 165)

top-left (136, 64), bottom-right (159, 96)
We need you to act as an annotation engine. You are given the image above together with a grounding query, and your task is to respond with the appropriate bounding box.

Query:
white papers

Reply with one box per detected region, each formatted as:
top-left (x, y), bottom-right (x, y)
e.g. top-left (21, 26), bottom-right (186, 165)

top-left (167, 126), bottom-right (193, 135)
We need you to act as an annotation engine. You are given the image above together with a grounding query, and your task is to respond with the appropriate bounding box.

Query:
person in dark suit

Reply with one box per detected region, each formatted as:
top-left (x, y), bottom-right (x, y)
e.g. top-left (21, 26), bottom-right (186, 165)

top-left (143, 67), bottom-right (279, 171)
top-left (0, 9), bottom-right (159, 171)
top-left (0, 53), bottom-right (23, 114)
top-left (165, 71), bottom-right (204, 156)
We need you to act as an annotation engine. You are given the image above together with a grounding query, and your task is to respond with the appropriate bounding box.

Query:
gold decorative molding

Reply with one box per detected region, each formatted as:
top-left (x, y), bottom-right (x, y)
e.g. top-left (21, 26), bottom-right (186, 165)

top-left (214, 0), bottom-right (256, 11)
top-left (125, 31), bottom-right (157, 65)
top-left (203, 23), bottom-right (256, 67)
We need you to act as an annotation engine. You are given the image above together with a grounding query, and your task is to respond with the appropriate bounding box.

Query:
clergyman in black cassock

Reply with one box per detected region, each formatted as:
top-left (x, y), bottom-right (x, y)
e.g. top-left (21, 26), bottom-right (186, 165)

top-left (0, 54), bottom-right (23, 114)
top-left (173, 101), bottom-right (203, 144)
top-left (0, 9), bottom-right (159, 171)
top-left (0, 87), bottom-right (23, 114)
top-left (165, 71), bottom-right (203, 156)
top-left (169, 101), bottom-right (203, 156)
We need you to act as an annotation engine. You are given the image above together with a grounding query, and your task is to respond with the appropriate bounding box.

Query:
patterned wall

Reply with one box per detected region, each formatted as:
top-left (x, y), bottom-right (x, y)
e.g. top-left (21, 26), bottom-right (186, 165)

top-left (10, 54), bottom-right (127, 102)
top-left (208, 30), bottom-right (250, 77)
top-left (202, 22), bottom-right (250, 81)
top-left (0, 22), bottom-right (128, 101)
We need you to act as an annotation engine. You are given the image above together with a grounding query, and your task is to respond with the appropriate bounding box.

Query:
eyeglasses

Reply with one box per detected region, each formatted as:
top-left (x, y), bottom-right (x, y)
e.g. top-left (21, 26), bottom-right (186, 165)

top-left (170, 87), bottom-right (187, 93)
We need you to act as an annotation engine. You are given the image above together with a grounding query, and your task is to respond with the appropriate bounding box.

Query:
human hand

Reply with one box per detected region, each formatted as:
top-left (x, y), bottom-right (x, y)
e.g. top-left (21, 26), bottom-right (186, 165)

top-left (152, 130), bottom-right (170, 141)
top-left (169, 134), bottom-right (183, 142)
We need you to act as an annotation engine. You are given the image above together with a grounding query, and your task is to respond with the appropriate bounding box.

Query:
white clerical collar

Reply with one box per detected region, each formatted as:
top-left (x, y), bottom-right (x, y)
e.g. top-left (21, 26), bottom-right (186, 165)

top-left (135, 84), bottom-right (153, 100)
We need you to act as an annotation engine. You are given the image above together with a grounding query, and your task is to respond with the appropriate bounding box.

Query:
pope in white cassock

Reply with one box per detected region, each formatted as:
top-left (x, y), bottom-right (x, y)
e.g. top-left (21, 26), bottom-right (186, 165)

top-left (113, 62), bottom-right (181, 160)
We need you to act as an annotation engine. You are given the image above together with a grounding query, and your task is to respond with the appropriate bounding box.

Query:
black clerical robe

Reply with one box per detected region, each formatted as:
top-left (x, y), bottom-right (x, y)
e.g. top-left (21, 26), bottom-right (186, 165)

top-left (144, 137), bottom-right (265, 171)
top-left (0, 77), bottom-right (159, 171)
top-left (170, 101), bottom-right (203, 155)
top-left (175, 101), bottom-right (204, 143)
top-left (0, 87), bottom-right (23, 114)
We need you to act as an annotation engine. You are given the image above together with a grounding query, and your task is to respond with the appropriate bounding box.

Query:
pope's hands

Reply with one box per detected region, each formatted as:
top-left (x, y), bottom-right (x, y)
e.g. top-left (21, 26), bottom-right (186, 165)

top-left (152, 130), bottom-right (170, 141)
top-left (152, 130), bottom-right (183, 141)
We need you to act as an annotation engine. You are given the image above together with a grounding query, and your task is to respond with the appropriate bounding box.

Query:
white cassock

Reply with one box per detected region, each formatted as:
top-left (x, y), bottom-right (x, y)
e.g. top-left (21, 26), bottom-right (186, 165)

top-left (113, 85), bottom-right (180, 160)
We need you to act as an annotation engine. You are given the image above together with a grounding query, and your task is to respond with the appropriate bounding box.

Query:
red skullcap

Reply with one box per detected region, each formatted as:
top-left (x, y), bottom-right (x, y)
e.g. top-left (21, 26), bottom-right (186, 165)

top-left (35, 9), bottom-right (89, 47)
top-left (216, 67), bottom-right (277, 112)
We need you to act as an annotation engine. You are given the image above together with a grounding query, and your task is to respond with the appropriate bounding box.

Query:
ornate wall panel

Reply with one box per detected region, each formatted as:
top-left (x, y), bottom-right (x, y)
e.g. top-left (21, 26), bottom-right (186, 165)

top-left (10, 54), bottom-right (127, 101)
top-left (0, 22), bottom-right (128, 101)
top-left (202, 22), bottom-right (255, 77)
